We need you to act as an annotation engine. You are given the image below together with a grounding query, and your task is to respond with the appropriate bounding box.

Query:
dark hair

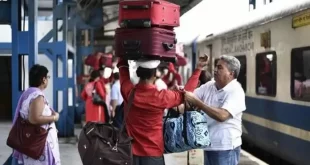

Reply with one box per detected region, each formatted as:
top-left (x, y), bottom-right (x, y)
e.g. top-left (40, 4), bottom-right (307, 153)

top-left (199, 70), bottom-right (212, 86)
top-left (99, 67), bottom-right (104, 71)
top-left (113, 72), bottom-right (120, 80)
top-left (136, 67), bottom-right (156, 80)
top-left (112, 56), bottom-right (118, 62)
top-left (214, 58), bottom-right (219, 68)
top-left (156, 67), bottom-right (165, 79)
top-left (29, 64), bottom-right (49, 87)
top-left (89, 70), bottom-right (101, 82)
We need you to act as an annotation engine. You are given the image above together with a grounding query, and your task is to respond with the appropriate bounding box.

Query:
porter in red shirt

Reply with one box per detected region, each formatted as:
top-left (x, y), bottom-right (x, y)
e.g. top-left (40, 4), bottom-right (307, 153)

top-left (117, 59), bottom-right (202, 157)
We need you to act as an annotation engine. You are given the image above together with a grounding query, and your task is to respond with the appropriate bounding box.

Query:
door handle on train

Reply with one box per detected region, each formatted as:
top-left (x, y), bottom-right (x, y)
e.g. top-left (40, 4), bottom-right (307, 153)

top-left (122, 40), bottom-right (141, 50)
top-left (162, 42), bottom-right (174, 51)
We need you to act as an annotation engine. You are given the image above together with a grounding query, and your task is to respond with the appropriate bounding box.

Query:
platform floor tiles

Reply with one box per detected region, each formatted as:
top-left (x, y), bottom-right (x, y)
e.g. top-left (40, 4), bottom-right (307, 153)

top-left (0, 123), bottom-right (267, 165)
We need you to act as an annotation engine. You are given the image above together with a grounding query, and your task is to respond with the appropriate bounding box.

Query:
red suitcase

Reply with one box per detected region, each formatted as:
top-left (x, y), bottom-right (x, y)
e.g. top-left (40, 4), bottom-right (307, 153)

top-left (118, 0), bottom-right (180, 28)
top-left (99, 53), bottom-right (113, 68)
top-left (115, 27), bottom-right (177, 62)
top-left (84, 53), bottom-right (101, 70)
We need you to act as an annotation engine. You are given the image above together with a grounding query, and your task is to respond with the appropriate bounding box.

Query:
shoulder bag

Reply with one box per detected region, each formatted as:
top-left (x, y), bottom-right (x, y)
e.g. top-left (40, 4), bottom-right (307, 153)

top-left (7, 114), bottom-right (51, 159)
top-left (92, 81), bottom-right (106, 105)
top-left (92, 81), bottom-right (110, 122)
top-left (78, 88), bottom-right (136, 165)
top-left (163, 103), bottom-right (211, 153)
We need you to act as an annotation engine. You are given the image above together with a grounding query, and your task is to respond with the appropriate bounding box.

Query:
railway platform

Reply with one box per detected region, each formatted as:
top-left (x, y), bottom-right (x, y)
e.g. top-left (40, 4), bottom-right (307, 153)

top-left (0, 123), bottom-right (268, 165)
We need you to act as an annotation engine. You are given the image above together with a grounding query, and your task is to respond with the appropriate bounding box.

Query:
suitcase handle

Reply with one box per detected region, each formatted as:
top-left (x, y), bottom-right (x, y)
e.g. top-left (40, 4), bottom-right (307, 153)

top-left (122, 5), bottom-right (149, 10)
top-left (122, 40), bottom-right (141, 50)
top-left (162, 42), bottom-right (174, 51)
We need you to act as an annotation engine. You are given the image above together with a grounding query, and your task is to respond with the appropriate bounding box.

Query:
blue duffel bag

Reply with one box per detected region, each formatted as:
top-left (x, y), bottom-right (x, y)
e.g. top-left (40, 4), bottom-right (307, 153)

top-left (163, 107), bottom-right (211, 153)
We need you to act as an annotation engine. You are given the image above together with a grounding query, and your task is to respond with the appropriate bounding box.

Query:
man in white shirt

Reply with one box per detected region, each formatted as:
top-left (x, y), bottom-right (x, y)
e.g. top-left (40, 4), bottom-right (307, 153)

top-left (110, 72), bottom-right (123, 117)
top-left (184, 55), bottom-right (246, 165)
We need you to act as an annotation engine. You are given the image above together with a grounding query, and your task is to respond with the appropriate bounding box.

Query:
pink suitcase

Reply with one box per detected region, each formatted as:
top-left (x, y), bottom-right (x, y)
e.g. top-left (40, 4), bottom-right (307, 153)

top-left (115, 27), bottom-right (177, 62)
top-left (118, 0), bottom-right (180, 28)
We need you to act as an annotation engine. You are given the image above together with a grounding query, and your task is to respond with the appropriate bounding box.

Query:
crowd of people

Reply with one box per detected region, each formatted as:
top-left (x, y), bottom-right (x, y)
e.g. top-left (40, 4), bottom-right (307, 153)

top-left (6, 54), bottom-right (246, 165)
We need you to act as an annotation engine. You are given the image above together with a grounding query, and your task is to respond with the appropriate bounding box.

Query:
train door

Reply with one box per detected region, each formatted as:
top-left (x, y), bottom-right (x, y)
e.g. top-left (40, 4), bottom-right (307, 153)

top-left (235, 55), bottom-right (247, 92)
top-left (0, 56), bottom-right (12, 121)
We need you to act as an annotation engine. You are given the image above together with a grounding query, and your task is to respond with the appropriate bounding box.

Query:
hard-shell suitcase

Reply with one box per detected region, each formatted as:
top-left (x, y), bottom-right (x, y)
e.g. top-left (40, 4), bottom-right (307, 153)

top-left (118, 0), bottom-right (180, 28)
top-left (115, 27), bottom-right (177, 62)
top-left (84, 53), bottom-right (101, 70)
top-left (100, 53), bottom-right (113, 68)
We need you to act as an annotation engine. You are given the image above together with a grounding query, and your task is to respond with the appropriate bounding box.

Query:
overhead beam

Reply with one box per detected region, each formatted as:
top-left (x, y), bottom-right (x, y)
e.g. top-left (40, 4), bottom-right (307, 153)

top-left (180, 0), bottom-right (202, 15)
top-left (102, 1), bottom-right (119, 6)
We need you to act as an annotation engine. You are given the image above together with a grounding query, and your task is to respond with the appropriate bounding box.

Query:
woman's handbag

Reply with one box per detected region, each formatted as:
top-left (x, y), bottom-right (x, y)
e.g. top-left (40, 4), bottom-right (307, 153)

top-left (6, 114), bottom-right (51, 159)
top-left (92, 82), bottom-right (106, 106)
top-left (78, 88), bottom-right (136, 165)
top-left (163, 104), bottom-right (211, 153)
top-left (92, 82), bottom-right (110, 122)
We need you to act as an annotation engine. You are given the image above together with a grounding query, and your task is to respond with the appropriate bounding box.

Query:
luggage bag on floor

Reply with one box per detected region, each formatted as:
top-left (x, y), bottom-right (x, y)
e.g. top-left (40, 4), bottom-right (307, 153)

top-left (118, 0), bottom-right (180, 28)
top-left (115, 27), bottom-right (177, 62)
top-left (78, 89), bottom-right (136, 165)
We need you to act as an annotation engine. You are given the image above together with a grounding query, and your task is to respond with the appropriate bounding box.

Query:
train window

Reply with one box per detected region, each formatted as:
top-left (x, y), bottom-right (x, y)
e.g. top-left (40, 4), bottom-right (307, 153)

top-left (291, 47), bottom-right (310, 101)
top-left (235, 55), bottom-right (247, 92)
top-left (256, 52), bottom-right (277, 96)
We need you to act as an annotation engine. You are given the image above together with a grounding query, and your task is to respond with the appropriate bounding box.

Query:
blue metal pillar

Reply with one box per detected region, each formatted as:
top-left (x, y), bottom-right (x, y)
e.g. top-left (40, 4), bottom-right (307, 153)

top-left (10, 0), bottom-right (38, 164)
top-left (49, 0), bottom-right (76, 138)
top-left (11, 0), bottom-right (38, 117)
top-left (28, 0), bottom-right (38, 67)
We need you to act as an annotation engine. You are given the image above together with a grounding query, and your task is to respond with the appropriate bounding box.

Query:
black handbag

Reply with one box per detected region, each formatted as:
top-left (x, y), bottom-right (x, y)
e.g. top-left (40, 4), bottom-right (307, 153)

top-left (78, 88), bottom-right (136, 165)
top-left (92, 81), bottom-right (110, 122)
top-left (92, 82), bottom-right (106, 106)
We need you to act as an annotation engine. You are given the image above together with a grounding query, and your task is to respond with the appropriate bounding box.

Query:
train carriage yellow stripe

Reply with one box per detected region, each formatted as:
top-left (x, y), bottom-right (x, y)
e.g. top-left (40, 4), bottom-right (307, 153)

top-left (242, 113), bottom-right (310, 142)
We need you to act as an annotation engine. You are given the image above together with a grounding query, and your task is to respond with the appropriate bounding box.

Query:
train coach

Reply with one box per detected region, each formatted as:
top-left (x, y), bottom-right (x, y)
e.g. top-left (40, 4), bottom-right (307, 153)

top-left (182, 1), bottom-right (310, 165)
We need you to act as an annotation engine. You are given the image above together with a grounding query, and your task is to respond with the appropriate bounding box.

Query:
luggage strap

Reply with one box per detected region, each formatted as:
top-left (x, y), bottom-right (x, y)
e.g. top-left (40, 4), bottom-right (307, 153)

top-left (118, 88), bottom-right (136, 140)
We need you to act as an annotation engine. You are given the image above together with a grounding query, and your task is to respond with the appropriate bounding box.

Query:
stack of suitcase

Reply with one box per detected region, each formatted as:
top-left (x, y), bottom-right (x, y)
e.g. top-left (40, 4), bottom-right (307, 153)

top-left (115, 0), bottom-right (180, 62)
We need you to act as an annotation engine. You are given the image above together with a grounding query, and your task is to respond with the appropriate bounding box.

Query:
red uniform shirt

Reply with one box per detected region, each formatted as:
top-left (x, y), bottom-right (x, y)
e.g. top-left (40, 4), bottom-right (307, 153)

top-left (118, 60), bottom-right (201, 156)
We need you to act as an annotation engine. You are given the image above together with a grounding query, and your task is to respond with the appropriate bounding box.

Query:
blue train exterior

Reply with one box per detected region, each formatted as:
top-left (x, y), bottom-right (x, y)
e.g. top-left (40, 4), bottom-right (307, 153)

top-left (181, 1), bottom-right (310, 165)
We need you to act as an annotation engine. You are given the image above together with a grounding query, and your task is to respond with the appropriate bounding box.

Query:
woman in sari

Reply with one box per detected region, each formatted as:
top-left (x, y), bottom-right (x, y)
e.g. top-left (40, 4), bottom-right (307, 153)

top-left (10, 64), bottom-right (61, 165)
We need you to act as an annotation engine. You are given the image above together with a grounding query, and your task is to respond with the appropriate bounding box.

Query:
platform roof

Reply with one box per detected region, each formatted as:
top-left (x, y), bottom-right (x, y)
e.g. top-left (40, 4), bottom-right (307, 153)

top-left (29, 0), bottom-right (203, 32)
